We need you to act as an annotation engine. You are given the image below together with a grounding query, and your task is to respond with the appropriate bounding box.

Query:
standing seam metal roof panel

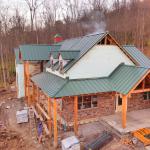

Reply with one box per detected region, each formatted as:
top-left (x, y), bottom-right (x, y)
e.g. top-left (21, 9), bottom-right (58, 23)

top-left (31, 72), bottom-right (67, 97)
top-left (31, 66), bottom-right (149, 98)
top-left (123, 45), bottom-right (150, 68)
top-left (110, 65), bottom-right (148, 94)
top-left (20, 45), bottom-right (51, 61)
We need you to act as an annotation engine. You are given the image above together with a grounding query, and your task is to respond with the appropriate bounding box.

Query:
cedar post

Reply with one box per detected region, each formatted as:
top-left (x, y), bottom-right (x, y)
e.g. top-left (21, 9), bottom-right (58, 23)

top-left (36, 86), bottom-right (39, 102)
top-left (48, 97), bottom-right (52, 137)
top-left (74, 96), bottom-right (78, 135)
top-left (53, 99), bottom-right (58, 148)
top-left (26, 61), bottom-right (30, 105)
top-left (24, 61), bottom-right (27, 98)
top-left (32, 83), bottom-right (35, 105)
top-left (122, 95), bottom-right (127, 128)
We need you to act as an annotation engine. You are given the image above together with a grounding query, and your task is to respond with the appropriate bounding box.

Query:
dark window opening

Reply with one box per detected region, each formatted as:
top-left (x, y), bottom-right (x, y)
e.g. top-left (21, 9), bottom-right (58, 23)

top-left (118, 96), bottom-right (122, 106)
top-left (143, 92), bottom-right (150, 100)
top-left (78, 95), bottom-right (98, 110)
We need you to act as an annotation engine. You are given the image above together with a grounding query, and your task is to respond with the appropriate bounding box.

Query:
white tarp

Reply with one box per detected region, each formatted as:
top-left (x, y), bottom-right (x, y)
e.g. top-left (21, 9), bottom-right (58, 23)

top-left (61, 136), bottom-right (80, 150)
top-left (16, 109), bottom-right (28, 124)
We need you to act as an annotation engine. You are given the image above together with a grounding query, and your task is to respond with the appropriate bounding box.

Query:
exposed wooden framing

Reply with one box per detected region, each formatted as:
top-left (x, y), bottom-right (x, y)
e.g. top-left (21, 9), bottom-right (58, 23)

top-left (104, 36), bottom-right (107, 44)
top-left (40, 61), bottom-right (44, 72)
top-left (36, 86), bottom-right (39, 102)
top-left (142, 79), bottom-right (145, 89)
top-left (26, 61), bottom-right (30, 105)
top-left (48, 97), bottom-right (52, 137)
top-left (132, 88), bottom-right (150, 94)
top-left (122, 95), bottom-right (127, 128)
top-left (36, 103), bottom-right (50, 120)
top-left (128, 70), bottom-right (150, 96)
top-left (32, 83), bottom-right (36, 105)
top-left (74, 96), bottom-right (78, 135)
top-left (53, 99), bottom-right (58, 148)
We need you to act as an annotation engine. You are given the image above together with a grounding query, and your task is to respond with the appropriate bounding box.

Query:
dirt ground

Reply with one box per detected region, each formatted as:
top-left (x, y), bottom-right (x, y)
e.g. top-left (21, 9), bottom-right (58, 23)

top-left (0, 86), bottom-right (147, 150)
top-left (0, 87), bottom-right (54, 150)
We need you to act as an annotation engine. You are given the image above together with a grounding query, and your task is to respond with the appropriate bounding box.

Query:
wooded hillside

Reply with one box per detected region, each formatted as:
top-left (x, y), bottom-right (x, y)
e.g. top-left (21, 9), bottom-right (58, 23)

top-left (0, 0), bottom-right (150, 87)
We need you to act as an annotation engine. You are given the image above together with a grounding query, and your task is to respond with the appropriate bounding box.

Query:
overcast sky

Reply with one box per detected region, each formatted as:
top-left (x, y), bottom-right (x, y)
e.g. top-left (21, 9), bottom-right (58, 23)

top-left (1, 0), bottom-right (114, 22)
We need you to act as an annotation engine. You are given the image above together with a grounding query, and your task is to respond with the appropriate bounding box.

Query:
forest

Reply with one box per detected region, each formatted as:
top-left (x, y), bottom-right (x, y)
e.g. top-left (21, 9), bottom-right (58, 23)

top-left (0, 0), bottom-right (150, 87)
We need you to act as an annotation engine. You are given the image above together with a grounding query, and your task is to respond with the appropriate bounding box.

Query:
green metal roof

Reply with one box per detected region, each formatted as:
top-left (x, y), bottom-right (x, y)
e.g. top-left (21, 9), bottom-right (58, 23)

top-left (60, 33), bottom-right (107, 71)
top-left (19, 45), bottom-right (51, 61)
top-left (123, 45), bottom-right (150, 68)
top-left (55, 78), bottom-right (113, 97)
top-left (19, 44), bottom-right (61, 61)
top-left (51, 51), bottom-right (80, 60)
top-left (110, 65), bottom-right (148, 94)
top-left (31, 72), bottom-right (67, 97)
top-left (31, 64), bottom-right (149, 98)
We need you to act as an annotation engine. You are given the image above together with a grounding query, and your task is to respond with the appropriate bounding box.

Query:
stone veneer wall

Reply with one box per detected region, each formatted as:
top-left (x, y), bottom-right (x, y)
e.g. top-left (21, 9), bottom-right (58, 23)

top-left (61, 92), bottom-right (116, 124)
top-left (127, 93), bottom-right (150, 111)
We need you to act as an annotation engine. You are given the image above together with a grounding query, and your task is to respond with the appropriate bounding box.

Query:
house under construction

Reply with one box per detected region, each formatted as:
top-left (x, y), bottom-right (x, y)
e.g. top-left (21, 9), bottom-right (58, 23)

top-left (14, 32), bottom-right (150, 147)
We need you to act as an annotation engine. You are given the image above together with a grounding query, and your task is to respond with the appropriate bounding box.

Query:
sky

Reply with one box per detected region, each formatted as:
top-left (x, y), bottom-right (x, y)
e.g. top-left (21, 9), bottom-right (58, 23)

top-left (0, 0), bottom-right (114, 22)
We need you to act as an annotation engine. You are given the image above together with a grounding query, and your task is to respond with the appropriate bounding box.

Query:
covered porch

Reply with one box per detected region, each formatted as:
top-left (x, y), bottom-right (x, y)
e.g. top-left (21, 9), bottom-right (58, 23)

top-left (102, 108), bottom-right (150, 134)
top-left (24, 64), bottom-right (150, 148)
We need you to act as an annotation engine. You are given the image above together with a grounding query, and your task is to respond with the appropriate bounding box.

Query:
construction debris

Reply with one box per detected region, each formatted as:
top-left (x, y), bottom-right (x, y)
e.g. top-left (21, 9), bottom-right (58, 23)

top-left (132, 128), bottom-right (150, 146)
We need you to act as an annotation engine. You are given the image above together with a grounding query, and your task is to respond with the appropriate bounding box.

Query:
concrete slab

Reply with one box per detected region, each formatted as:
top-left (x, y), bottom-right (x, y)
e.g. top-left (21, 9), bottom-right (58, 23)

top-left (101, 108), bottom-right (150, 134)
top-left (145, 146), bottom-right (150, 150)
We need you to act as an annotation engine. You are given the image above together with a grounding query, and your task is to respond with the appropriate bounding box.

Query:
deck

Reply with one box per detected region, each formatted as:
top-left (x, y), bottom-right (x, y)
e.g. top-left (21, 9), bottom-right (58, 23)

top-left (101, 108), bottom-right (150, 134)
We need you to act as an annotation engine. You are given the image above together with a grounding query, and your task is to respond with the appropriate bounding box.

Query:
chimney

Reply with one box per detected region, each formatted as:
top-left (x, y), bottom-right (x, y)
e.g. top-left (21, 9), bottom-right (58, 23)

top-left (54, 34), bottom-right (63, 43)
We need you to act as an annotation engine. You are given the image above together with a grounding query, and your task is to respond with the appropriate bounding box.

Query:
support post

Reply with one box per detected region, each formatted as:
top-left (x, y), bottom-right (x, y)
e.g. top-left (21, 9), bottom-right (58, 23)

top-left (48, 97), bottom-right (52, 137)
top-left (122, 95), bottom-right (127, 128)
top-left (74, 96), bottom-right (78, 135)
top-left (53, 99), bottom-right (58, 148)
top-left (36, 86), bottom-right (39, 102)
top-left (31, 82), bottom-right (34, 105)
top-left (24, 61), bottom-right (27, 98)
top-left (26, 61), bottom-right (30, 105)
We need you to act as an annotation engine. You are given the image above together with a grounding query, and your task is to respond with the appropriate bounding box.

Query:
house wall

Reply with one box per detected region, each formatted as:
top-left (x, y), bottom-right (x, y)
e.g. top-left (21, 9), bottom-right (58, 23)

top-left (128, 93), bottom-right (150, 111)
top-left (16, 64), bottom-right (24, 98)
top-left (67, 45), bottom-right (134, 79)
top-left (62, 92), bottom-right (116, 124)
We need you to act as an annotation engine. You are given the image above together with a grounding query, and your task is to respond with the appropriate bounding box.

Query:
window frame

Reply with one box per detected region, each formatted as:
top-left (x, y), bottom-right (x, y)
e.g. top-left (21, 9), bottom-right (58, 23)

top-left (78, 95), bottom-right (98, 110)
top-left (143, 92), bottom-right (150, 100)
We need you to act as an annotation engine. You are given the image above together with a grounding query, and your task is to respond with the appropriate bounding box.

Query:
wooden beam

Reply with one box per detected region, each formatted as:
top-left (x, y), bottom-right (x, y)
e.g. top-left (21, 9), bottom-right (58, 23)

top-left (36, 103), bottom-right (50, 120)
top-left (36, 86), bottom-right (39, 102)
top-left (32, 83), bottom-right (36, 105)
top-left (122, 95), bottom-right (127, 128)
top-left (104, 36), bottom-right (107, 44)
top-left (132, 88), bottom-right (150, 94)
top-left (53, 99), bottom-right (58, 148)
top-left (26, 61), bottom-right (30, 105)
top-left (128, 70), bottom-right (150, 96)
top-left (74, 96), bottom-right (78, 135)
top-left (142, 79), bottom-right (145, 89)
top-left (48, 97), bottom-right (52, 137)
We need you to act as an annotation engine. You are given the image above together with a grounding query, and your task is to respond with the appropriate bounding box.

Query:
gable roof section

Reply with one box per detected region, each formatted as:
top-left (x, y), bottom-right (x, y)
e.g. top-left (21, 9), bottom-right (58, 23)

top-left (31, 72), bottom-right (67, 97)
top-left (123, 45), bottom-right (150, 68)
top-left (19, 44), bottom-right (51, 61)
top-left (19, 44), bottom-right (61, 61)
top-left (110, 65), bottom-right (148, 95)
top-left (31, 64), bottom-right (149, 98)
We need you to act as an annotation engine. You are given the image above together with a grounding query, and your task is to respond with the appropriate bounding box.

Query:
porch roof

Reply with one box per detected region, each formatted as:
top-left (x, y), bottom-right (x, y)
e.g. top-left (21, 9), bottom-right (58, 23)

top-left (31, 64), bottom-right (149, 98)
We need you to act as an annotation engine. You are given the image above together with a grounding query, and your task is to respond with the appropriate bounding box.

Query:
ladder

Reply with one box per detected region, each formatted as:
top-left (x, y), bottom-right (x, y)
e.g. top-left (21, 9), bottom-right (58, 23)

top-left (29, 107), bottom-right (37, 141)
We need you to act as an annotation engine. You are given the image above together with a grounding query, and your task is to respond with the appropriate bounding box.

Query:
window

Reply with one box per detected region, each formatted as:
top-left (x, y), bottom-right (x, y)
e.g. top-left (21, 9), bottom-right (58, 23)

top-left (78, 95), bottom-right (98, 110)
top-left (143, 92), bottom-right (150, 100)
